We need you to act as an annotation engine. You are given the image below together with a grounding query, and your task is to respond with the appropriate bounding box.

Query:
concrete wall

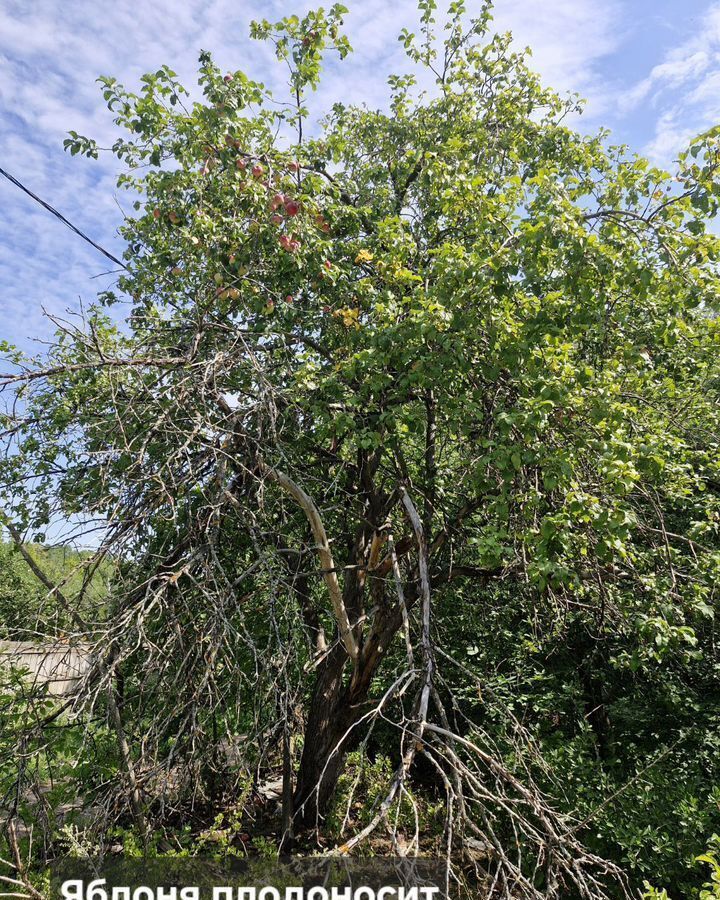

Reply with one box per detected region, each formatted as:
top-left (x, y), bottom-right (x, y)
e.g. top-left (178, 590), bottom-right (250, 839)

top-left (0, 640), bottom-right (92, 696)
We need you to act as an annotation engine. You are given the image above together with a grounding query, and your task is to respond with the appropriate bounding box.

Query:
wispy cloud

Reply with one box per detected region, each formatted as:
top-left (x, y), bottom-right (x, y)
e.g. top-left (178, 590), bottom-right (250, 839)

top-left (492, 0), bottom-right (624, 116)
top-left (619, 1), bottom-right (720, 159)
top-left (0, 0), bottom-right (716, 353)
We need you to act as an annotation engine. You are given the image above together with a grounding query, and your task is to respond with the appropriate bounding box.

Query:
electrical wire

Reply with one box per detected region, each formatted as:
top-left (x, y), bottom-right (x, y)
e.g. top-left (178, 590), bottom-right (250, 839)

top-left (0, 164), bottom-right (128, 270)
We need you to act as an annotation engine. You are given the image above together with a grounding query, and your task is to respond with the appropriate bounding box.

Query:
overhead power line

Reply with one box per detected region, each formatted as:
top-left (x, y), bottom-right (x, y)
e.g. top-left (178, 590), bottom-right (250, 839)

top-left (0, 164), bottom-right (128, 270)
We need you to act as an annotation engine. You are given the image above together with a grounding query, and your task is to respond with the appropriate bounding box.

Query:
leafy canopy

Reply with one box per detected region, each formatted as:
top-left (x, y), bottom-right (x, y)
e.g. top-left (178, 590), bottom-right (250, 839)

top-left (2, 1), bottom-right (720, 894)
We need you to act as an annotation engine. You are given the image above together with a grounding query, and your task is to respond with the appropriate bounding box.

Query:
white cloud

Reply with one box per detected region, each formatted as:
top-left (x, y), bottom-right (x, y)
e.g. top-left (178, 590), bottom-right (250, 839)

top-left (491, 0), bottom-right (624, 114)
top-left (0, 0), bottom-right (691, 350)
top-left (619, 1), bottom-right (720, 160)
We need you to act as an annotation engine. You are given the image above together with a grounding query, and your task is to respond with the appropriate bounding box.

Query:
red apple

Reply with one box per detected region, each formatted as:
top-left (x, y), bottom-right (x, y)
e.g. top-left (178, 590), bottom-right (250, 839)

top-left (284, 198), bottom-right (300, 217)
top-left (279, 234), bottom-right (301, 252)
top-left (315, 213), bottom-right (330, 233)
top-left (252, 164), bottom-right (264, 179)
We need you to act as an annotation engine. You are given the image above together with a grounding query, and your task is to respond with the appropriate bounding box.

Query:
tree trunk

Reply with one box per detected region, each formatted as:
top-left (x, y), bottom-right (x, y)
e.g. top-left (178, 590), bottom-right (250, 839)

top-left (292, 604), bottom-right (406, 832)
top-left (292, 644), bottom-right (359, 830)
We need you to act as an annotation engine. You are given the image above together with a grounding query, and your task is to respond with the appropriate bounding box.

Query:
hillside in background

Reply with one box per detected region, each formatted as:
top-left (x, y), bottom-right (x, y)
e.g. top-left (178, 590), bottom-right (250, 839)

top-left (0, 541), bottom-right (111, 638)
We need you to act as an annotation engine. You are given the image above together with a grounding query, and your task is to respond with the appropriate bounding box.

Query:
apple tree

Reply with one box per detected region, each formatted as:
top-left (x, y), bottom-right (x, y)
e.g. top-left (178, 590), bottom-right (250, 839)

top-left (2, 1), bottom-right (720, 896)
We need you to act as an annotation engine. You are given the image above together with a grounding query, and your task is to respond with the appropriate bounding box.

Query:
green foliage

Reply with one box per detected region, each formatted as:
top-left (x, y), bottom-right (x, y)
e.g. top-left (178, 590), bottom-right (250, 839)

top-left (0, 664), bottom-right (55, 831)
top-left (249, 5), bottom-right (351, 95)
top-left (444, 580), bottom-right (720, 893)
top-left (698, 839), bottom-right (720, 899)
top-left (643, 836), bottom-right (720, 900)
top-left (327, 751), bottom-right (443, 840)
top-left (2, 1), bottom-right (720, 894)
top-left (643, 886), bottom-right (672, 900)
top-left (0, 541), bottom-right (113, 637)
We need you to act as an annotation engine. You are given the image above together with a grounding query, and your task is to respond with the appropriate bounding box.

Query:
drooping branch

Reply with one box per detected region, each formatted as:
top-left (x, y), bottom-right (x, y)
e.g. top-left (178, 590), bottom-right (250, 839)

top-left (0, 512), bottom-right (148, 841)
top-left (399, 485), bottom-right (435, 717)
top-left (0, 355), bottom-right (186, 389)
top-left (260, 464), bottom-right (360, 664)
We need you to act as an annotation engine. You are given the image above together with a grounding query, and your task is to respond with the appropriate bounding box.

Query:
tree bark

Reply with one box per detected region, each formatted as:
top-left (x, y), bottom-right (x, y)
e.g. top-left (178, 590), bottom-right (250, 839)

top-left (292, 644), bottom-right (357, 831)
top-left (292, 600), bottom-right (407, 832)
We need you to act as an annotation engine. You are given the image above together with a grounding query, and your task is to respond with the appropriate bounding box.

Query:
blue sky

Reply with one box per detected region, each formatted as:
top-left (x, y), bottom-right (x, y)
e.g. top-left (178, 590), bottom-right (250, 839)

top-left (1, 0), bottom-right (719, 355)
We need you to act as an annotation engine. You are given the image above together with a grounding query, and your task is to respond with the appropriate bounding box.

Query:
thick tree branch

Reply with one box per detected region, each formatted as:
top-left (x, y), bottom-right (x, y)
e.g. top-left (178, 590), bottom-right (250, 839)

top-left (260, 465), bottom-right (359, 664)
